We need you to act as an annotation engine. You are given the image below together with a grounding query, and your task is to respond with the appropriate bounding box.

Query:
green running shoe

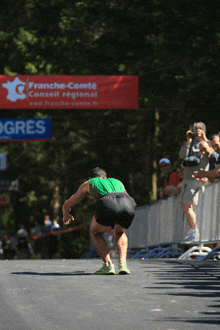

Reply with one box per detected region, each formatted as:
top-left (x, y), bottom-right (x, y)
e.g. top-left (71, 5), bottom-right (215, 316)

top-left (118, 262), bottom-right (130, 275)
top-left (94, 263), bottom-right (115, 275)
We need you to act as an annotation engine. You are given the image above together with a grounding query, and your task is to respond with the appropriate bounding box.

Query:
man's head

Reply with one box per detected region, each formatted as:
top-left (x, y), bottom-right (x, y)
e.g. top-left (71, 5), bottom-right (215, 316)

top-left (89, 167), bottom-right (107, 179)
top-left (159, 158), bottom-right (171, 175)
top-left (210, 134), bottom-right (220, 154)
top-left (193, 122), bottom-right (206, 132)
top-left (199, 141), bottom-right (214, 159)
top-left (193, 122), bottom-right (206, 140)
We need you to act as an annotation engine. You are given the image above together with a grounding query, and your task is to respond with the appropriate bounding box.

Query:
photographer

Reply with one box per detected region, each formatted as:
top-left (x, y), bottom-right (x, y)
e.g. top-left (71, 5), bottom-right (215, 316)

top-left (179, 122), bottom-right (209, 242)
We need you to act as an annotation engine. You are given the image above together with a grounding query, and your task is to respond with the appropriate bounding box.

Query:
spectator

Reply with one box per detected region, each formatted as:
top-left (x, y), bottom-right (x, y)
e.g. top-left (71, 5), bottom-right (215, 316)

top-left (199, 141), bottom-right (219, 182)
top-left (9, 235), bottom-right (18, 259)
top-left (30, 225), bottom-right (42, 255)
top-left (210, 133), bottom-right (220, 154)
top-left (2, 234), bottom-right (11, 259)
top-left (52, 218), bottom-right (60, 232)
top-left (31, 225), bottom-right (41, 237)
top-left (41, 215), bottom-right (52, 259)
top-left (1, 234), bottom-right (17, 259)
top-left (194, 135), bottom-right (220, 183)
top-left (193, 141), bottom-right (219, 183)
top-left (179, 122), bottom-right (209, 242)
top-left (50, 219), bottom-right (61, 258)
top-left (42, 215), bottom-right (52, 234)
top-left (173, 165), bottom-right (184, 195)
top-left (17, 224), bottom-right (28, 239)
top-left (159, 158), bottom-right (180, 199)
top-left (41, 215), bottom-right (60, 259)
top-left (16, 224), bottom-right (33, 259)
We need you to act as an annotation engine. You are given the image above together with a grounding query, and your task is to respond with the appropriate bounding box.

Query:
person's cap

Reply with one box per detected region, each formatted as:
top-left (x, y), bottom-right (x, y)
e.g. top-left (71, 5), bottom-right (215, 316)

top-left (159, 158), bottom-right (171, 165)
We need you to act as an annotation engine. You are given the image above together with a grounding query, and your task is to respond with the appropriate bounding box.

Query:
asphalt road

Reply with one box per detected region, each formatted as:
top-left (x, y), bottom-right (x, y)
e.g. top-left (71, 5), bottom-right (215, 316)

top-left (0, 258), bottom-right (220, 330)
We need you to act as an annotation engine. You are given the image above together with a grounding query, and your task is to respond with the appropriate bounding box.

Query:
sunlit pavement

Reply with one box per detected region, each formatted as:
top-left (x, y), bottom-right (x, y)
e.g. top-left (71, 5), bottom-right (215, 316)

top-left (0, 258), bottom-right (220, 330)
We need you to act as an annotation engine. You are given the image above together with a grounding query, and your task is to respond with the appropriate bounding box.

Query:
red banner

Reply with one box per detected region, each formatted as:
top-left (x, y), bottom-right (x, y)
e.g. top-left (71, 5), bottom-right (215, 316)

top-left (0, 75), bottom-right (138, 109)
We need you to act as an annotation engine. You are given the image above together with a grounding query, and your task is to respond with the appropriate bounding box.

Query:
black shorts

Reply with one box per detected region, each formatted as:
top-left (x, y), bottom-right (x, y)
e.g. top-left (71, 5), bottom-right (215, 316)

top-left (95, 193), bottom-right (137, 229)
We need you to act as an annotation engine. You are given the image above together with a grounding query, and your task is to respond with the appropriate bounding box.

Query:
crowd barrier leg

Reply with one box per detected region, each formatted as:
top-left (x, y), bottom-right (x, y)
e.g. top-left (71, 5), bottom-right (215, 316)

top-left (202, 245), bottom-right (220, 260)
top-left (178, 243), bottom-right (212, 259)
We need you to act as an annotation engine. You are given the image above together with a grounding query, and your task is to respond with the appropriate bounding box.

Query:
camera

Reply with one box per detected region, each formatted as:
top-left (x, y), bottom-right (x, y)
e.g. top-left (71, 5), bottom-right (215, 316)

top-left (187, 132), bottom-right (198, 138)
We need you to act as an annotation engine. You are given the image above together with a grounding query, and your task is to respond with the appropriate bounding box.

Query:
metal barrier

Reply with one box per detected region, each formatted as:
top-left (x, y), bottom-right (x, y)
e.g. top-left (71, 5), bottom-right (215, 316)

top-left (126, 180), bottom-right (220, 259)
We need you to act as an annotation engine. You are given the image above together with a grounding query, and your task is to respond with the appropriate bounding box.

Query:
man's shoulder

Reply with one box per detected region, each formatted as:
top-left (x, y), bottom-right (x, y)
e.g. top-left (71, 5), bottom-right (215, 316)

top-left (79, 180), bottom-right (90, 191)
top-left (80, 180), bottom-right (90, 186)
top-left (78, 181), bottom-right (90, 196)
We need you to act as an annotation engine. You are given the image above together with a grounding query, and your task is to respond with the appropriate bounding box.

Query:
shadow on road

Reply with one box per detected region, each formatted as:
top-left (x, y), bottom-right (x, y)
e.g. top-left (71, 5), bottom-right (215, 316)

top-left (10, 271), bottom-right (93, 276)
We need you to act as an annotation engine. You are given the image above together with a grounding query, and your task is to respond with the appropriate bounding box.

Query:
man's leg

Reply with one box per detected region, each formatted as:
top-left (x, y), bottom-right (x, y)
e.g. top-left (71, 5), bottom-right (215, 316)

top-left (181, 203), bottom-right (196, 229)
top-left (114, 224), bottom-right (130, 274)
top-left (114, 224), bottom-right (128, 264)
top-left (181, 202), bottom-right (199, 242)
top-left (90, 216), bottom-right (112, 266)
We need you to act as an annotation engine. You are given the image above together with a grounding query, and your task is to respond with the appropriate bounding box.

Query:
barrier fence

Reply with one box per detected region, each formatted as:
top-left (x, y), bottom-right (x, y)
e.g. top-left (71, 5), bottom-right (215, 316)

top-left (126, 180), bottom-right (220, 260)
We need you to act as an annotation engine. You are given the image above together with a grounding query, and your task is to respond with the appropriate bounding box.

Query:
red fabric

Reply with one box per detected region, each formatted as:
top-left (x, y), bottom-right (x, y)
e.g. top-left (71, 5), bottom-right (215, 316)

top-left (163, 172), bottom-right (180, 189)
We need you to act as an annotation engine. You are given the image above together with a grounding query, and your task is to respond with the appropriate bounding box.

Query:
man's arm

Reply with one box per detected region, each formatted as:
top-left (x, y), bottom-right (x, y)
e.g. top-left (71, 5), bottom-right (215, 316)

top-left (193, 165), bottom-right (220, 181)
top-left (179, 130), bottom-right (192, 159)
top-left (62, 181), bottom-right (90, 225)
top-left (179, 143), bottom-right (190, 159)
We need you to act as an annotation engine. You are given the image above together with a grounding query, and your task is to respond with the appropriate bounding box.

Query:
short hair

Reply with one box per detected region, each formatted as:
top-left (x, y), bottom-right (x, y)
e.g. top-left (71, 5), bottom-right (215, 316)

top-left (89, 167), bottom-right (107, 179)
top-left (193, 122), bottom-right (206, 132)
top-left (199, 140), bottom-right (210, 148)
top-left (210, 134), bottom-right (220, 141)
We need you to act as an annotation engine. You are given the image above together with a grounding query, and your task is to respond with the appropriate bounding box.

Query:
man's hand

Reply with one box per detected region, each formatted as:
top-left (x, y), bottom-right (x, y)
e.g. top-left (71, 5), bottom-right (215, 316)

top-left (172, 186), bottom-right (181, 195)
top-left (192, 170), bottom-right (208, 184)
top-left (193, 169), bottom-right (205, 179)
top-left (63, 214), bottom-right (74, 225)
top-left (197, 128), bottom-right (208, 141)
top-left (193, 166), bottom-right (220, 182)
top-left (164, 185), bottom-right (175, 195)
top-left (186, 130), bottom-right (193, 145)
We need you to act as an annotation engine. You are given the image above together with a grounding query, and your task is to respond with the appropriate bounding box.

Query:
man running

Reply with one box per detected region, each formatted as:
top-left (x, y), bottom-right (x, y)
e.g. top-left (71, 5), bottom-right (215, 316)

top-left (62, 167), bottom-right (136, 275)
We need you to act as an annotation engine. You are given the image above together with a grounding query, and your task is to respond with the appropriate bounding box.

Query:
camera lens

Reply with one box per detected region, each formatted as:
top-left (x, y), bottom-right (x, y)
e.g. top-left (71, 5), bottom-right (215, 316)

top-left (187, 132), bottom-right (198, 138)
